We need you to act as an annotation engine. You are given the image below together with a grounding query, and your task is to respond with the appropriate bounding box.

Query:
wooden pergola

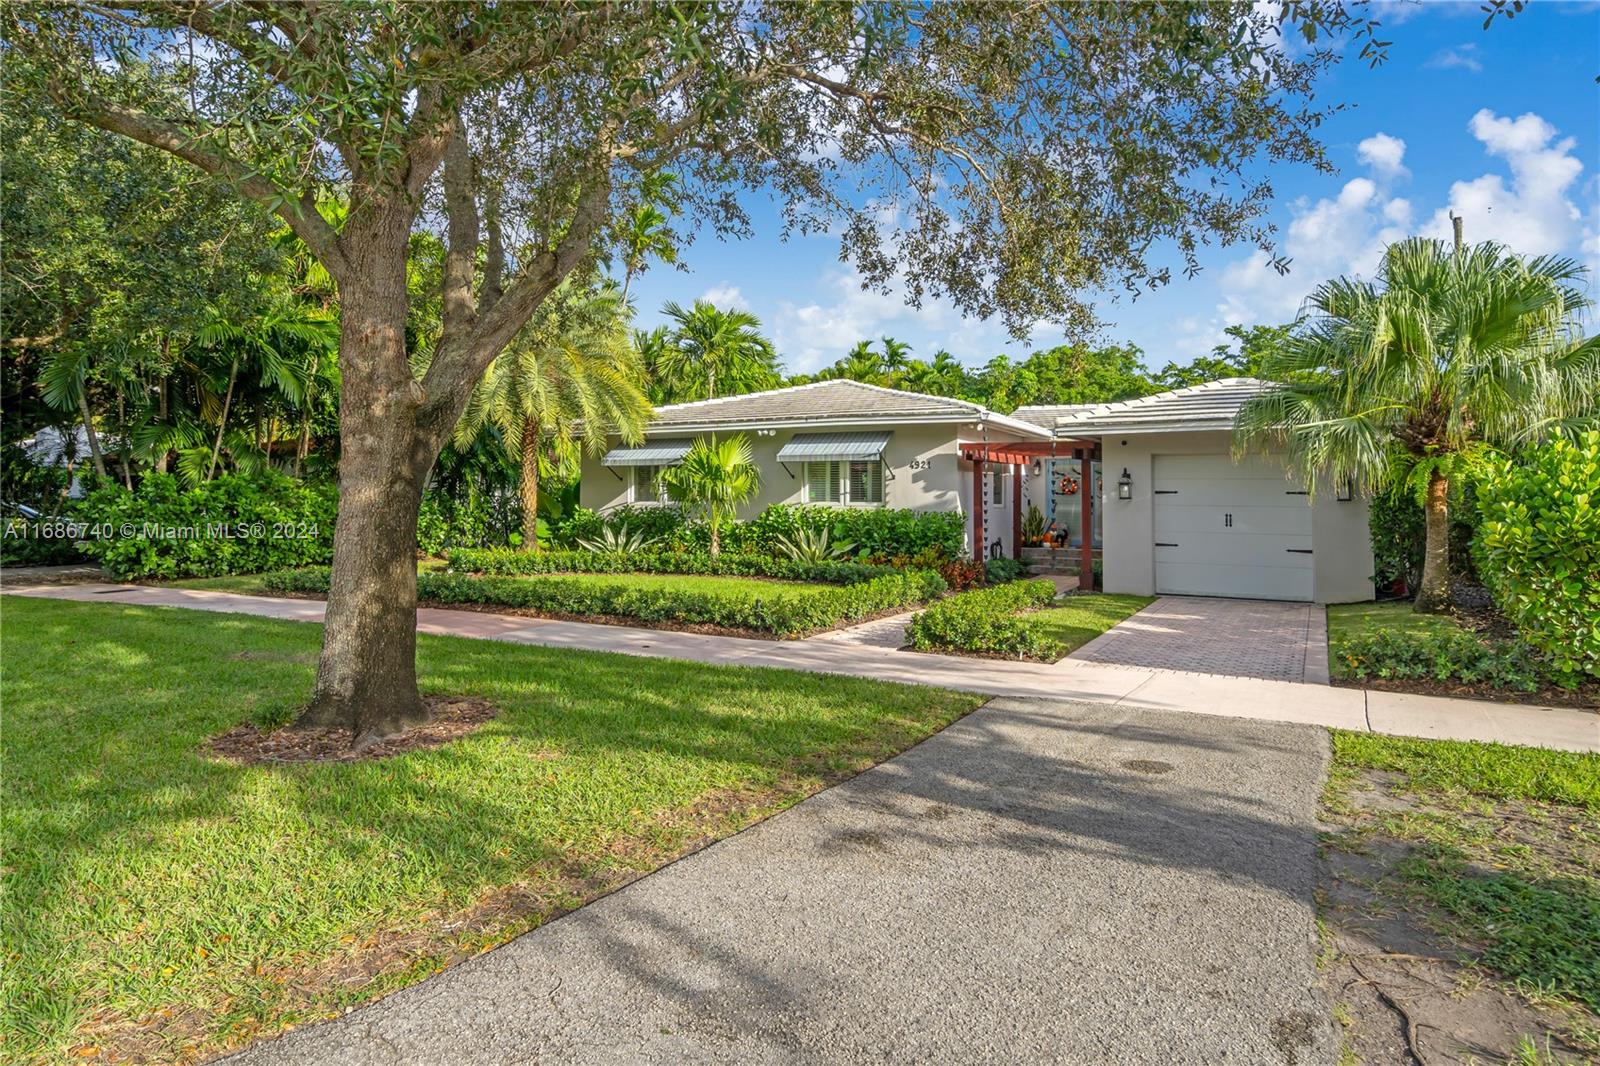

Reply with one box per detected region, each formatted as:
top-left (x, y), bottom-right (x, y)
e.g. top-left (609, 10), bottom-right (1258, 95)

top-left (958, 438), bottom-right (1101, 591)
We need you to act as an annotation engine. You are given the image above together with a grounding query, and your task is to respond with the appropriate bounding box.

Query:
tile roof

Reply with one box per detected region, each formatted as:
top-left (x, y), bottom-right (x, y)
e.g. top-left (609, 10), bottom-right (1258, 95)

top-left (1045, 378), bottom-right (1278, 434)
top-left (1009, 403), bottom-right (1101, 431)
top-left (643, 379), bottom-right (1049, 437)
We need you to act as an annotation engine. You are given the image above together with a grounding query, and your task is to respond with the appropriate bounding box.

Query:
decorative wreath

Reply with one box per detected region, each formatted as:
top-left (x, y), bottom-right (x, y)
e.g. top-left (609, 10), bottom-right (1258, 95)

top-left (1057, 475), bottom-right (1080, 496)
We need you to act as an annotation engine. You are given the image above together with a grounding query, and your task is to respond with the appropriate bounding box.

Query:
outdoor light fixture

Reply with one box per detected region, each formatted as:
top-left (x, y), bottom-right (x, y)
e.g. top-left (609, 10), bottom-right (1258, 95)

top-left (1117, 468), bottom-right (1133, 500)
top-left (1335, 476), bottom-right (1355, 502)
top-left (1030, 458), bottom-right (1042, 476)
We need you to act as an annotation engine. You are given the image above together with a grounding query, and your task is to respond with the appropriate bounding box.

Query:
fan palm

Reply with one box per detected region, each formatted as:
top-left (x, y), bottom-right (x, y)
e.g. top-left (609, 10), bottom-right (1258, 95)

top-left (659, 434), bottom-right (762, 556)
top-left (1235, 237), bottom-right (1597, 614)
top-left (455, 279), bottom-right (651, 550)
top-left (652, 300), bottom-right (781, 403)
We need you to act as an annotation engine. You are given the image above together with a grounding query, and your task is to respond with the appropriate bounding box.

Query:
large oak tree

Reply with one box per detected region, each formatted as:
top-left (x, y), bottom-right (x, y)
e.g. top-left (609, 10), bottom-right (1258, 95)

top-left (4, 1), bottom-right (1388, 738)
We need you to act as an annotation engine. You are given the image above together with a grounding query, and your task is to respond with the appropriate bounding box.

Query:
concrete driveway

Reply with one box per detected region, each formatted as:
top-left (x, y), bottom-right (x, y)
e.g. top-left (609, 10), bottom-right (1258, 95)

top-left (225, 700), bottom-right (1337, 1066)
top-left (1072, 596), bottom-right (1330, 684)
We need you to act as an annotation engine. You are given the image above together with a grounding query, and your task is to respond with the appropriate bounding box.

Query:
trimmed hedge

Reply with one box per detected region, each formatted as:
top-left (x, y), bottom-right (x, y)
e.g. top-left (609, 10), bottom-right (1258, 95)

top-left (445, 547), bottom-right (892, 585)
top-left (1331, 628), bottom-right (1545, 692)
top-left (552, 503), bottom-right (966, 562)
top-left (72, 472), bottom-right (336, 580)
top-left (265, 566), bottom-right (947, 638)
top-left (906, 579), bottom-right (1061, 660)
top-left (1473, 431), bottom-right (1600, 687)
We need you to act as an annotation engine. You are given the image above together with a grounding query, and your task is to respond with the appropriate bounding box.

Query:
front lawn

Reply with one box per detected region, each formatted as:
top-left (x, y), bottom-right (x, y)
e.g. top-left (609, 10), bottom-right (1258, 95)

top-left (1326, 600), bottom-right (1457, 653)
top-left (1319, 732), bottom-right (1600, 1063)
top-left (1028, 594), bottom-right (1156, 656)
top-left (0, 596), bottom-right (981, 1064)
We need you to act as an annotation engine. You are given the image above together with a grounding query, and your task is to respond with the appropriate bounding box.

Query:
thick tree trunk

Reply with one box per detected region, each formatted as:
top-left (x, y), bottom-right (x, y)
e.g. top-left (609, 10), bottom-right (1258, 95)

top-left (1414, 471), bottom-right (1452, 615)
top-left (298, 247), bottom-right (433, 741)
top-left (518, 421), bottom-right (541, 552)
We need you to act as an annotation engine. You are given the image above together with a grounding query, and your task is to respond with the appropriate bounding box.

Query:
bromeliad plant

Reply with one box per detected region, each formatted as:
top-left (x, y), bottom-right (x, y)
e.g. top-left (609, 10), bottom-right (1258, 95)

top-left (659, 435), bottom-right (762, 556)
top-left (1235, 238), bottom-right (1598, 614)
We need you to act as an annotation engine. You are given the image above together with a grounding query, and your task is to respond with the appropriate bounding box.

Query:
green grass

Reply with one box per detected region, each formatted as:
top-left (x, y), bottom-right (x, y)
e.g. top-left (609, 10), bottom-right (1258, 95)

top-left (1326, 731), bottom-right (1600, 1015)
top-left (0, 596), bottom-right (980, 1063)
top-left (1331, 731), bottom-right (1600, 810)
top-left (1027, 594), bottom-right (1155, 657)
top-left (1326, 601), bottom-right (1460, 679)
top-left (161, 573), bottom-right (274, 594)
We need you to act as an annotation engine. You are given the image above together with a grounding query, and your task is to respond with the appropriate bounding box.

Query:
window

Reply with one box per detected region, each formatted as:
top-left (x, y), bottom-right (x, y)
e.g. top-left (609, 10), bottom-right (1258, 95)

top-left (805, 460), bottom-right (841, 503)
top-left (990, 468), bottom-right (1005, 508)
top-left (634, 465), bottom-right (666, 503)
top-left (848, 459), bottom-right (884, 505)
top-left (805, 460), bottom-right (883, 506)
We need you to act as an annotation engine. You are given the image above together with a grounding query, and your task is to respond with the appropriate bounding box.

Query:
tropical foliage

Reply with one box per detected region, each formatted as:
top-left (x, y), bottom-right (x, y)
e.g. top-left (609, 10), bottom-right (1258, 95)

top-left (659, 435), bottom-right (763, 556)
top-left (649, 301), bottom-right (782, 404)
top-left (1473, 432), bottom-right (1600, 686)
top-left (1235, 238), bottom-right (1597, 613)
top-left (453, 276), bottom-right (651, 550)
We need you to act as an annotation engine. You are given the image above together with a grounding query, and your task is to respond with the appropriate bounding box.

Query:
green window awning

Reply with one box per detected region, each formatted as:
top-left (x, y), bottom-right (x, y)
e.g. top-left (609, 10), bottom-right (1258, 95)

top-left (599, 438), bottom-right (693, 467)
top-left (776, 431), bottom-right (892, 463)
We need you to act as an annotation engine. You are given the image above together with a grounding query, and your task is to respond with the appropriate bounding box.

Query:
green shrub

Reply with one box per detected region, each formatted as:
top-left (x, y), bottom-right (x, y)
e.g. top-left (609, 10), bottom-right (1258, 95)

top-left (445, 547), bottom-right (893, 585)
top-left (1369, 480), bottom-right (1483, 592)
top-left (906, 579), bottom-right (1061, 659)
top-left (416, 490), bottom-right (521, 555)
top-left (985, 557), bottom-right (1025, 584)
top-left (1331, 628), bottom-right (1546, 692)
top-left (266, 566), bottom-right (946, 638)
top-left (73, 472), bottom-right (337, 580)
top-left (1472, 432), bottom-right (1600, 686)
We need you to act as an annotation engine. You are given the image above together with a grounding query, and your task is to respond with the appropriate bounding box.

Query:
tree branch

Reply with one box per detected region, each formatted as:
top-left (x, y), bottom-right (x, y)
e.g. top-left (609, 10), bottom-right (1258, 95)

top-left (64, 95), bottom-right (348, 274)
top-left (439, 122), bottom-right (480, 339)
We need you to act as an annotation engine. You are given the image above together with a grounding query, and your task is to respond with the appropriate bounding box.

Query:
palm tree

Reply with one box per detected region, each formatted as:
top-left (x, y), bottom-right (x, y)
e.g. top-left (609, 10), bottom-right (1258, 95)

top-left (455, 278), bottom-right (652, 549)
top-left (1236, 238), bottom-right (1596, 614)
top-left (619, 171), bottom-right (681, 301)
top-left (880, 336), bottom-right (913, 382)
top-left (653, 300), bottom-right (781, 403)
top-left (660, 434), bottom-right (762, 555)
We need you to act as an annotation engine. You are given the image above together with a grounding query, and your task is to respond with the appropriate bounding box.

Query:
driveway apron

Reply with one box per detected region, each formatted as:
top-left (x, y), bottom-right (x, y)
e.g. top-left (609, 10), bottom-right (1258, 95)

top-left (1072, 596), bottom-right (1329, 683)
top-left (224, 700), bottom-right (1338, 1066)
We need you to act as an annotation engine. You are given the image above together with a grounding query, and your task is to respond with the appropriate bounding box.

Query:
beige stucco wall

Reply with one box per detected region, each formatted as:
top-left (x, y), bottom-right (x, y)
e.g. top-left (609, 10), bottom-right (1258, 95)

top-left (1093, 430), bottom-right (1373, 603)
top-left (577, 421), bottom-right (1042, 555)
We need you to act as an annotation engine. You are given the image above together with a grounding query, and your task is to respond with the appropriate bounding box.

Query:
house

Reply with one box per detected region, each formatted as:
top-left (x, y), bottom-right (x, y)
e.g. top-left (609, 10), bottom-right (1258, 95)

top-left (578, 377), bottom-right (1374, 604)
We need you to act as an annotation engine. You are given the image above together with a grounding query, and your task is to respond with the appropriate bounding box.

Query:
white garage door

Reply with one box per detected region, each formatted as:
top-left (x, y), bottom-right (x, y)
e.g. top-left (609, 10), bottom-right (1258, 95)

top-left (1152, 454), bottom-right (1313, 601)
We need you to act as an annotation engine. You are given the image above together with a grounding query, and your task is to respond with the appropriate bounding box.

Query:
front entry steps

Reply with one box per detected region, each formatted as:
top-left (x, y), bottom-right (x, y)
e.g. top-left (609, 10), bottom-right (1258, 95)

top-left (1020, 545), bottom-right (1098, 577)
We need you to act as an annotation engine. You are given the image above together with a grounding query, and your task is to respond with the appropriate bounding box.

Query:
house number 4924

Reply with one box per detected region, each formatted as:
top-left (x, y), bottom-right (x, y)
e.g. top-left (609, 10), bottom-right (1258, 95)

top-left (907, 458), bottom-right (934, 470)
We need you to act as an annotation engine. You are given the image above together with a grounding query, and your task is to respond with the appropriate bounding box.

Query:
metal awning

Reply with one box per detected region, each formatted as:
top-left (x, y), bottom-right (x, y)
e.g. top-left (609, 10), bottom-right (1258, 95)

top-left (599, 438), bottom-right (693, 467)
top-left (776, 431), bottom-right (892, 463)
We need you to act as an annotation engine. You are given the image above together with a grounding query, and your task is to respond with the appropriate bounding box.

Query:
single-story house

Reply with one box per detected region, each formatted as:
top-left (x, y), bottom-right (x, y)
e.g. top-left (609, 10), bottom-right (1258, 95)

top-left (578, 378), bottom-right (1374, 604)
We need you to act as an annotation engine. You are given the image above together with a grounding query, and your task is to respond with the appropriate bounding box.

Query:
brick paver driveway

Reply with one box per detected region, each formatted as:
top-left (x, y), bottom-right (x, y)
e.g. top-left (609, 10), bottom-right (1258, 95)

top-left (1071, 596), bottom-right (1329, 684)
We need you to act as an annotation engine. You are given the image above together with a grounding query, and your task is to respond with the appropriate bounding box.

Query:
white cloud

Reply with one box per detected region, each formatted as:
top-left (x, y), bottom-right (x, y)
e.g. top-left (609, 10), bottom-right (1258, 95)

top-left (1425, 43), bottom-right (1483, 73)
top-left (1186, 110), bottom-right (1588, 352)
top-left (771, 269), bottom-right (1019, 373)
top-left (1357, 133), bottom-right (1409, 179)
top-left (1422, 110), bottom-right (1586, 255)
top-left (698, 284), bottom-right (750, 311)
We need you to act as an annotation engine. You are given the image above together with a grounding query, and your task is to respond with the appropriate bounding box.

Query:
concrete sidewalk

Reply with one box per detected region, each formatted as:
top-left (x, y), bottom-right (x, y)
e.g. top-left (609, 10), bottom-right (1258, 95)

top-left (6, 582), bottom-right (1596, 752)
top-left (223, 701), bottom-right (1342, 1066)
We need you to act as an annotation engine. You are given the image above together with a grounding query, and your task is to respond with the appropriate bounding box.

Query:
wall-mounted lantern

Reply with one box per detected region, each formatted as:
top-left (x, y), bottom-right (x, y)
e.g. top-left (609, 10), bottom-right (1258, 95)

top-left (1117, 468), bottom-right (1133, 500)
top-left (1030, 458), bottom-right (1043, 477)
top-left (1335, 476), bottom-right (1355, 502)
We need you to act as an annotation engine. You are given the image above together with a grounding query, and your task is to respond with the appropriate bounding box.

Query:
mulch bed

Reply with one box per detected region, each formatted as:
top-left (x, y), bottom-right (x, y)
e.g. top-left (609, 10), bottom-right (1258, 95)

top-left (1334, 675), bottom-right (1599, 711)
top-left (208, 696), bottom-right (499, 764)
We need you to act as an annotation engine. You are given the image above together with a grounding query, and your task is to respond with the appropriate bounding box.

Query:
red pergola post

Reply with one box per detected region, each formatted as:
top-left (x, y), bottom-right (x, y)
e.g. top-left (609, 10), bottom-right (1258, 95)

top-left (1079, 453), bottom-right (1094, 591)
top-left (972, 458), bottom-right (985, 562)
top-left (1011, 462), bottom-right (1022, 559)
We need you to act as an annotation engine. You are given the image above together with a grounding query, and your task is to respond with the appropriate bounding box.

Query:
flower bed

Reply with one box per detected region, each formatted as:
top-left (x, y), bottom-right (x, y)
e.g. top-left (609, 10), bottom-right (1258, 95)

top-left (265, 567), bottom-right (946, 638)
top-left (905, 579), bottom-right (1062, 660)
top-left (445, 547), bottom-right (890, 585)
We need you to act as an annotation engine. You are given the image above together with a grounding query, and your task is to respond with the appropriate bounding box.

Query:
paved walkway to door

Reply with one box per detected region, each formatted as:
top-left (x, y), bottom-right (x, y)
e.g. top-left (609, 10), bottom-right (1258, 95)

top-left (1073, 596), bottom-right (1329, 684)
top-left (223, 701), bottom-right (1341, 1066)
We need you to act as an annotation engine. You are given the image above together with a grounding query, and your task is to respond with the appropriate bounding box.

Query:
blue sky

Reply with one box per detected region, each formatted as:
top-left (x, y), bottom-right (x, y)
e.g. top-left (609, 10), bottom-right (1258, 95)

top-left (626, 1), bottom-right (1600, 377)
